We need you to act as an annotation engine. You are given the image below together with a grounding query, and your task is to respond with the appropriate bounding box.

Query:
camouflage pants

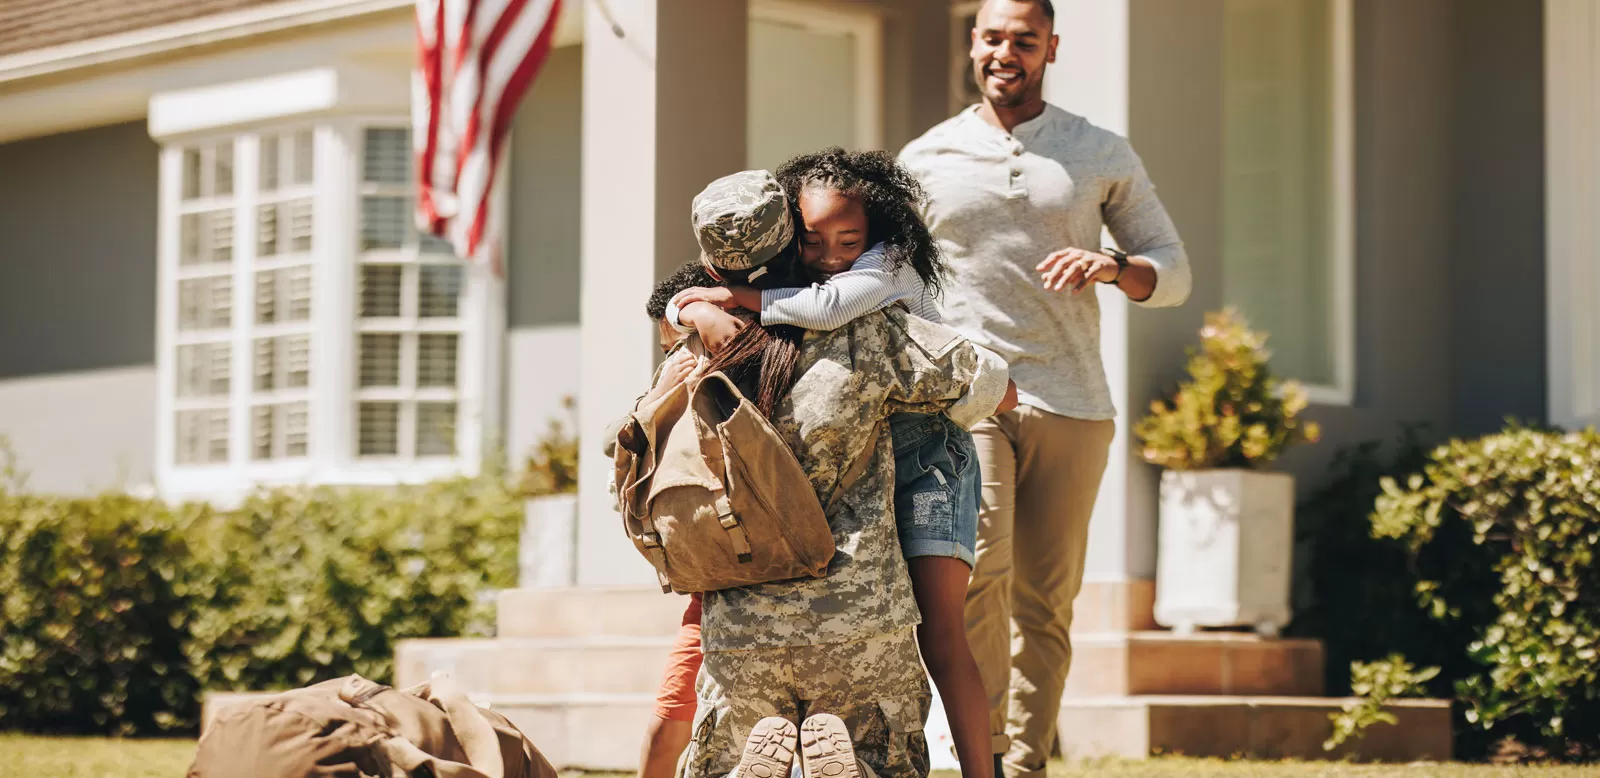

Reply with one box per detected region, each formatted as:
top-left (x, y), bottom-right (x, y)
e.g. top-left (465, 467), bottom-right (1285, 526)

top-left (680, 628), bottom-right (930, 778)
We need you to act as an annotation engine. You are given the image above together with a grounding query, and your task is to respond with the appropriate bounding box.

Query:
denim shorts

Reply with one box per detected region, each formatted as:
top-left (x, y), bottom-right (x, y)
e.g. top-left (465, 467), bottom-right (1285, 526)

top-left (888, 412), bottom-right (980, 568)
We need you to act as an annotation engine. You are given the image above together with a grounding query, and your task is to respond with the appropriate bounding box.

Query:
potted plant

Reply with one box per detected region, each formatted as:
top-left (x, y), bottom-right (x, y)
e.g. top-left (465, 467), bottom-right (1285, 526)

top-left (1135, 308), bottom-right (1320, 637)
top-left (517, 396), bottom-right (581, 588)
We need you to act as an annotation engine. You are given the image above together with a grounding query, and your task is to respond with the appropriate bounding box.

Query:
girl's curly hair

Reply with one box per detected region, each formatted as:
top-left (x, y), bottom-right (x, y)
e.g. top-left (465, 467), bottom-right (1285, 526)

top-left (775, 147), bottom-right (946, 297)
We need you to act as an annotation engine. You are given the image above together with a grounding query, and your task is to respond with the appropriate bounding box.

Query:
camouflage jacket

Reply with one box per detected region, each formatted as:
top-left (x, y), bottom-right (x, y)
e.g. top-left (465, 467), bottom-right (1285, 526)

top-left (697, 308), bottom-right (1005, 651)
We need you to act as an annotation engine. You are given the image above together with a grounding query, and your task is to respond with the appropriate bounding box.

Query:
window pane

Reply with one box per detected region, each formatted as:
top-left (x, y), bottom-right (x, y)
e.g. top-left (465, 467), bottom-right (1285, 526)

top-left (253, 335), bottom-right (312, 391)
top-left (177, 343), bottom-right (230, 397)
top-left (1222, 0), bottom-right (1336, 386)
top-left (358, 402), bottom-right (400, 456)
top-left (293, 129), bottom-right (315, 185)
top-left (359, 333), bottom-right (402, 387)
top-left (419, 265), bottom-right (462, 318)
top-left (285, 335), bottom-right (311, 388)
top-left (214, 142), bottom-right (234, 197)
top-left (254, 270), bottom-right (276, 324)
top-left (419, 228), bottom-right (455, 256)
top-left (364, 128), bottom-right (411, 184)
top-left (257, 204), bottom-right (279, 257)
top-left (287, 199), bottom-right (314, 253)
top-left (361, 196), bottom-right (408, 250)
top-left (260, 134), bottom-right (280, 191)
top-left (416, 402), bottom-right (456, 456)
top-left (360, 265), bottom-right (403, 317)
top-left (287, 265), bottom-right (313, 321)
top-left (181, 210), bottom-right (233, 266)
top-left (179, 276), bottom-right (233, 331)
top-left (253, 337), bottom-right (276, 391)
top-left (284, 402), bottom-right (309, 457)
top-left (417, 333), bottom-right (458, 387)
top-left (182, 148), bottom-right (202, 200)
top-left (251, 405), bottom-right (274, 460)
top-left (176, 409), bottom-right (229, 464)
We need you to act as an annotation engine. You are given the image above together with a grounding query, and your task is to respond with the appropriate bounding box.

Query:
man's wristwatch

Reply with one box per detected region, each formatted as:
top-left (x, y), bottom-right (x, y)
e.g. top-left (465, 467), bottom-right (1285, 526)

top-left (1102, 247), bottom-right (1130, 284)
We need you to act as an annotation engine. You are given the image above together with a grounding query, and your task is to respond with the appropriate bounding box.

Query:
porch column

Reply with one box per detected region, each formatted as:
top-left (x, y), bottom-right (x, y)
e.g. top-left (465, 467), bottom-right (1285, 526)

top-left (574, 0), bottom-right (749, 586)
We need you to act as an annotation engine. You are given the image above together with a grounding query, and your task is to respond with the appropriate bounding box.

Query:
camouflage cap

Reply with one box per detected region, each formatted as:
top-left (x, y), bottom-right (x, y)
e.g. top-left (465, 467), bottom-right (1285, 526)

top-left (691, 169), bottom-right (794, 272)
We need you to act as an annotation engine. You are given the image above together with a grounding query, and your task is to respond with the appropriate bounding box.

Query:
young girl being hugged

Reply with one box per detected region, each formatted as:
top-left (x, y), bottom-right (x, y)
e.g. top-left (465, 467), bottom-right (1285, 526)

top-left (672, 148), bottom-right (1013, 778)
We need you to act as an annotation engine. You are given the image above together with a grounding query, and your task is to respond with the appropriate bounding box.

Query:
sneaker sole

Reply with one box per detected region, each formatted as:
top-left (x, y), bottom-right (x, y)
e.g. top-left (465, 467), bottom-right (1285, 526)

top-left (800, 713), bottom-right (861, 778)
top-left (736, 716), bottom-right (798, 778)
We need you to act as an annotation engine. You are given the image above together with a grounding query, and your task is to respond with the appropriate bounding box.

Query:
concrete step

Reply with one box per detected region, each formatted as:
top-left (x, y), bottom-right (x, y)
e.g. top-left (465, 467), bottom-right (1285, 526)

top-left (495, 586), bottom-right (688, 639)
top-left (395, 636), bottom-right (675, 696)
top-left (1057, 695), bottom-right (1453, 762)
top-left (1064, 631), bottom-right (1324, 698)
top-left (486, 693), bottom-right (657, 772)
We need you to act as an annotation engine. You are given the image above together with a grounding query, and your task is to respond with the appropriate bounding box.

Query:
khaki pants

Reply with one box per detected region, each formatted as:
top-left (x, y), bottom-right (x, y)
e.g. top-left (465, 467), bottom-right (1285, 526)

top-left (681, 629), bottom-right (931, 778)
top-left (966, 407), bottom-right (1115, 777)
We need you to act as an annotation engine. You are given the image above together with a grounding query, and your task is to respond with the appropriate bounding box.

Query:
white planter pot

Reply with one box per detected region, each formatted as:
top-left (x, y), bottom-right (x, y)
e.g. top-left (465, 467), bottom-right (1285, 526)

top-left (520, 493), bottom-right (578, 588)
top-left (1153, 469), bottom-right (1294, 636)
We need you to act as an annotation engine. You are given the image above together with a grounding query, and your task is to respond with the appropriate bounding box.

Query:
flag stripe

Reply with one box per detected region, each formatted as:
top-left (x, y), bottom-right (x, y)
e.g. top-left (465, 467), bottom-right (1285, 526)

top-left (415, 0), bottom-right (562, 268)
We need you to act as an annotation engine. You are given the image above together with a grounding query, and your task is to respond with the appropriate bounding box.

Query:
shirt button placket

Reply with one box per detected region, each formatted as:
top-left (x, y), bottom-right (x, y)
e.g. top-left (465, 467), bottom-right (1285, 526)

top-left (1006, 139), bottom-right (1027, 197)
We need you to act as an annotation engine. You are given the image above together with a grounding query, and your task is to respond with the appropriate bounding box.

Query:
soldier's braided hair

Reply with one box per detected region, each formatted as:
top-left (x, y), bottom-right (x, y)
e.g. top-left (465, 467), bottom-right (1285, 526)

top-left (775, 147), bottom-right (946, 298)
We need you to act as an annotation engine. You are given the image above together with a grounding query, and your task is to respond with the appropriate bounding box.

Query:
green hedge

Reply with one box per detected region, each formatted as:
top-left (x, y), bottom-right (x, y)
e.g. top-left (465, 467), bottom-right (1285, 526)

top-left (1371, 425), bottom-right (1600, 759)
top-left (1296, 424), bottom-right (1600, 760)
top-left (0, 475), bottom-right (521, 736)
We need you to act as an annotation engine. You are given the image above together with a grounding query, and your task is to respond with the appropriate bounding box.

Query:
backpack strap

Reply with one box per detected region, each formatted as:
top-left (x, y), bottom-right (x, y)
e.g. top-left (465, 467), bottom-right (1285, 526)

top-left (692, 372), bottom-right (755, 565)
top-left (827, 420), bottom-right (885, 514)
top-left (637, 519), bottom-right (673, 593)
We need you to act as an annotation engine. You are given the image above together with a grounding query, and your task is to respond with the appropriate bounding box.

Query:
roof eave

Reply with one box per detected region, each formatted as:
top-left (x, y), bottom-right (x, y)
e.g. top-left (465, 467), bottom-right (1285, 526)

top-left (0, 0), bottom-right (413, 86)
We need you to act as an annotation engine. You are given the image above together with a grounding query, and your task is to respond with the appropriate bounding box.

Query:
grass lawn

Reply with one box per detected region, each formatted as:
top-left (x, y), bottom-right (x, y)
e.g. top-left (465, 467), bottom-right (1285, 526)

top-left (3, 735), bottom-right (1595, 778)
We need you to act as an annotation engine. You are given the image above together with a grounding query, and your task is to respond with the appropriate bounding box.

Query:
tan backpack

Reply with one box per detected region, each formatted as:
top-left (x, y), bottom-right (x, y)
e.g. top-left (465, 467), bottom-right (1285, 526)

top-left (188, 674), bottom-right (557, 778)
top-left (612, 367), bottom-right (870, 594)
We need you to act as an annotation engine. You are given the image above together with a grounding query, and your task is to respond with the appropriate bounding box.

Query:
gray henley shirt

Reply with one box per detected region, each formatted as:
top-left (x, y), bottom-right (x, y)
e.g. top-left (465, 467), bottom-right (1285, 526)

top-left (900, 104), bottom-right (1191, 419)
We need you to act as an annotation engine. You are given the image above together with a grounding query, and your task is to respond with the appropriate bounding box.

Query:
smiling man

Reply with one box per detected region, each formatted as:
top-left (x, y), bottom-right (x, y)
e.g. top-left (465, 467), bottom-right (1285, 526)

top-left (898, 1), bottom-right (1191, 776)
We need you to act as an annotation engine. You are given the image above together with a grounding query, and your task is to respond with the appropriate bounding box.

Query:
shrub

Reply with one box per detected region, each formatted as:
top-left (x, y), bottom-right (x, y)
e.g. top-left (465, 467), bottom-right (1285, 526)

top-left (1371, 425), bottom-right (1600, 758)
top-left (0, 489), bottom-right (205, 735)
top-left (0, 470), bottom-right (521, 736)
top-left (1325, 654), bottom-right (1441, 752)
top-left (1135, 308), bottom-right (1319, 470)
top-left (187, 474), bottom-right (521, 694)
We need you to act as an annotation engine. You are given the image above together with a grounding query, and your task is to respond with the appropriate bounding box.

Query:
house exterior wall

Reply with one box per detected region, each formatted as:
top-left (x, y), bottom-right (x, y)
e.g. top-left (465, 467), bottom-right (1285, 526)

top-left (505, 45), bottom-right (584, 466)
top-left (0, 121), bottom-right (159, 493)
top-left (1110, 0), bottom-right (1544, 577)
top-left (1448, 0), bottom-right (1546, 436)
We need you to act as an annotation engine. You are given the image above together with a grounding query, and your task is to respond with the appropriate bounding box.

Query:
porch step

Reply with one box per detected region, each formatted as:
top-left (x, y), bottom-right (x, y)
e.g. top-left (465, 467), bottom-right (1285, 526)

top-left (495, 586), bottom-right (687, 639)
top-left (1057, 695), bottom-right (1453, 762)
top-left (485, 693), bottom-right (657, 772)
top-left (395, 636), bottom-right (675, 696)
top-left (1063, 632), bottom-right (1324, 698)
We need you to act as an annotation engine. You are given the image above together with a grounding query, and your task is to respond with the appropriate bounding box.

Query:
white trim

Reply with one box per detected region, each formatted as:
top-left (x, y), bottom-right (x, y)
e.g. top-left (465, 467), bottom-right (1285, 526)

top-left (1544, 0), bottom-right (1600, 429)
top-left (0, 0), bottom-right (411, 85)
top-left (752, 0), bottom-right (884, 151)
top-left (1314, 0), bottom-right (1357, 407)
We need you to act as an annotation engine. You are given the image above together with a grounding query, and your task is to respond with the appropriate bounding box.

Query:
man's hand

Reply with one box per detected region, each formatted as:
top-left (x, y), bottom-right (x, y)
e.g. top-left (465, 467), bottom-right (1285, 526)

top-left (642, 348), bottom-right (699, 406)
top-left (1037, 248), bottom-right (1120, 293)
top-left (672, 285), bottom-right (763, 312)
top-left (680, 301), bottom-right (745, 353)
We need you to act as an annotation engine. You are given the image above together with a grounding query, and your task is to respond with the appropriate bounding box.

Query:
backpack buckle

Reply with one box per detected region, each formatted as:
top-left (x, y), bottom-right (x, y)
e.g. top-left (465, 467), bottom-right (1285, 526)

top-left (641, 532), bottom-right (663, 549)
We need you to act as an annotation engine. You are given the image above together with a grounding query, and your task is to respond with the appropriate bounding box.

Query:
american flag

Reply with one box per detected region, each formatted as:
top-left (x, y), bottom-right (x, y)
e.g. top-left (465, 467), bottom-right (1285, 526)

top-left (414, 0), bottom-right (564, 269)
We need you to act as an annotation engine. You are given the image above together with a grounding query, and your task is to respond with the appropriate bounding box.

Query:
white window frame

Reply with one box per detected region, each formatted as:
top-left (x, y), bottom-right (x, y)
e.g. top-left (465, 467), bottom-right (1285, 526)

top-left (1545, 0), bottom-right (1600, 430)
top-left (1221, 0), bottom-right (1355, 406)
top-left (155, 114), bottom-right (504, 504)
top-left (752, 0), bottom-right (884, 152)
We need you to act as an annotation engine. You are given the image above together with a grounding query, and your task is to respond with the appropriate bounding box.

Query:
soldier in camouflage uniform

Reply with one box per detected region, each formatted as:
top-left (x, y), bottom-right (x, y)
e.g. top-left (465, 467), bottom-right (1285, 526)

top-left (645, 171), bottom-right (1011, 778)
